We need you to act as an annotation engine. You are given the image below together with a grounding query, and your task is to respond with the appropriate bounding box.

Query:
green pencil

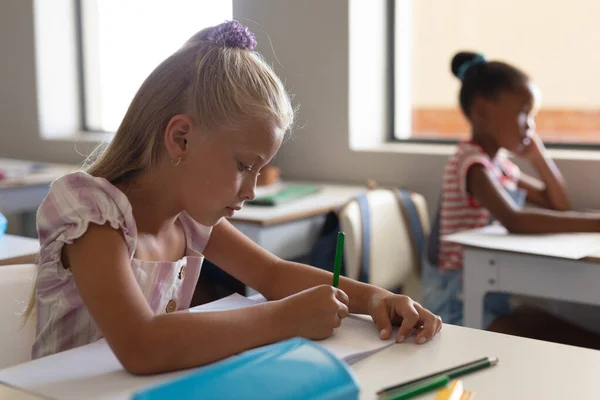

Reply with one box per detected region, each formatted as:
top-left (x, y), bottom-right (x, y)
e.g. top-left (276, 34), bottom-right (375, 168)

top-left (382, 375), bottom-right (450, 400)
top-left (332, 231), bottom-right (344, 288)
top-left (377, 356), bottom-right (498, 397)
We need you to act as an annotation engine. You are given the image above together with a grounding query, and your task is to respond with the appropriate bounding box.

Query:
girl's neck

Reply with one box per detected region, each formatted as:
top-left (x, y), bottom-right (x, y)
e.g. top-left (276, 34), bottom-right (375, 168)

top-left (116, 172), bottom-right (181, 236)
top-left (471, 131), bottom-right (500, 159)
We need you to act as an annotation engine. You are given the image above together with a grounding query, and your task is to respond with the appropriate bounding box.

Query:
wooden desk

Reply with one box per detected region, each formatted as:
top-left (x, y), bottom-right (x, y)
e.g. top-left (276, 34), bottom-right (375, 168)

top-left (0, 234), bottom-right (39, 266)
top-left (0, 158), bottom-right (73, 215)
top-left (229, 182), bottom-right (365, 260)
top-left (2, 320), bottom-right (600, 399)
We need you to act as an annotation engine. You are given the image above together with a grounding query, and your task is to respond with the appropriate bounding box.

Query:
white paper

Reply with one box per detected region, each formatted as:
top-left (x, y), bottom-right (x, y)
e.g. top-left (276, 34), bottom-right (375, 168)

top-left (316, 315), bottom-right (397, 364)
top-left (189, 293), bottom-right (259, 312)
top-left (443, 225), bottom-right (600, 260)
top-left (191, 294), bottom-right (396, 365)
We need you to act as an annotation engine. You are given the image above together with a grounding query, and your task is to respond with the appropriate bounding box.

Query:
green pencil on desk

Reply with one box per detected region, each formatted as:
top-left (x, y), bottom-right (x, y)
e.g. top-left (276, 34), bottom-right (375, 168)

top-left (378, 356), bottom-right (498, 399)
top-left (382, 375), bottom-right (450, 400)
top-left (332, 231), bottom-right (344, 288)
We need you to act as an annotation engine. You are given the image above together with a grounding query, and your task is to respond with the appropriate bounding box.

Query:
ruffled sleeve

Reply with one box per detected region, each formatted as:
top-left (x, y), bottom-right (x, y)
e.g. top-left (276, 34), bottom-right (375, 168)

top-left (36, 171), bottom-right (138, 268)
top-left (456, 143), bottom-right (494, 198)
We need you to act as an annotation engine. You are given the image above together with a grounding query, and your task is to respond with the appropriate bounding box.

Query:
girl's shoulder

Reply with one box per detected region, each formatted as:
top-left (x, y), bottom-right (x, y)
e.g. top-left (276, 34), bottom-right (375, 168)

top-left (446, 141), bottom-right (493, 171)
top-left (37, 171), bottom-right (137, 259)
top-left (455, 141), bottom-right (489, 159)
top-left (46, 171), bottom-right (129, 203)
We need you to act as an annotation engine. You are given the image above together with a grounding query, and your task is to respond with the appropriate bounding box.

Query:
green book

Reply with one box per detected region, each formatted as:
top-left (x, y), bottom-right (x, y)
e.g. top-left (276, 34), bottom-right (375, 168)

top-left (247, 184), bottom-right (320, 206)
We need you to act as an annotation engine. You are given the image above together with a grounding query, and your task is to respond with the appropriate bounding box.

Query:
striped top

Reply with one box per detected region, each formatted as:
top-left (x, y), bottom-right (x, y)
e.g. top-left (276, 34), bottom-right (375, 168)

top-left (32, 172), bottom-right (212, 359)
top-left (438, 142), bottom-right (520, 271)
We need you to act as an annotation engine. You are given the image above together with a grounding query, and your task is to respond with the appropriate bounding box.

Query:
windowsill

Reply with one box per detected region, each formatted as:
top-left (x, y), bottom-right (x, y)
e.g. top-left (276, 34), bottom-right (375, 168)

top-left (353, 141), bottom-right (600, 161)
top-left (44, 133), bottom-right (600, 163)
top-left (41, 131), bottom-right (114, 144)
top-left (545, 148), bottom-right (600, 161)
top-left (353, 141), bottom-right (457, 155)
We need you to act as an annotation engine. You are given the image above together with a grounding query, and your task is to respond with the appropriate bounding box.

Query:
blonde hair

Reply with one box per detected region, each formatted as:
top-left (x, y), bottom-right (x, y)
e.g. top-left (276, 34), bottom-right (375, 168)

top-left (23, 22), bottom-right (294, 323)
top-left (86, 24), bottom-right (294, 182)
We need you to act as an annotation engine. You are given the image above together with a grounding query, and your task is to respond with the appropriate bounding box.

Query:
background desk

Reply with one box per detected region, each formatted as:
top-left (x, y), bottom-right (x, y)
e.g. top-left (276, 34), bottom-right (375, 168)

top-left (2, 318), bottom-right (600, 399)
top-left (0, 234), bottom-right (39, 266)
top-left (462, 245), bottom-right (600, 329)
top-left (0, 159), bottom-right (73, 215)
top-left (0, 159), bottom-right (74, 237)
top-left (229, 182), bottom-right (366, 260)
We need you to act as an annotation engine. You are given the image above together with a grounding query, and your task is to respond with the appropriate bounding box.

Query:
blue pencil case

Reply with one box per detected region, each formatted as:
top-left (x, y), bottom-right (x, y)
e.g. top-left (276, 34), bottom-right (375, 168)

top-left (131, 338), bottom-right (359, 400)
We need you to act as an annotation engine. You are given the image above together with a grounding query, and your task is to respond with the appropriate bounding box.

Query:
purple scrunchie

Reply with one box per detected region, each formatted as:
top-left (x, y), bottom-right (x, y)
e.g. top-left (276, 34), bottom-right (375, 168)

top-left (206, 20), bottom-right (257, 51)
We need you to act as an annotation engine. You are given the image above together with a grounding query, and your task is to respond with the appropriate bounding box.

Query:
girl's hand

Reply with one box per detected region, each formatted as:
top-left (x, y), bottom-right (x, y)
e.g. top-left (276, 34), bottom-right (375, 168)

top-left (368, 293), bottom-right (442, 344)
top-left (277, 285), bottom-right (349, 340)
top-left (518, 133), bottom-right (546, 160)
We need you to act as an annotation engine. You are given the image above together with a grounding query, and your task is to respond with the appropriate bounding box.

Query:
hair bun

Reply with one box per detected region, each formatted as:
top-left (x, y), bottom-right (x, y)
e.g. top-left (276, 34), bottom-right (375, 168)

top-left (451, 52), bottom-right (486, 81)
top-left (205, 20), bottom-right (257, 51)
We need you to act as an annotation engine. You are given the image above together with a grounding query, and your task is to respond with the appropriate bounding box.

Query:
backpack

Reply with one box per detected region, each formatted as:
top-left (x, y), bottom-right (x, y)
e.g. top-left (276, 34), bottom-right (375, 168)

top-left (310, 189), bottom-right (425, 285)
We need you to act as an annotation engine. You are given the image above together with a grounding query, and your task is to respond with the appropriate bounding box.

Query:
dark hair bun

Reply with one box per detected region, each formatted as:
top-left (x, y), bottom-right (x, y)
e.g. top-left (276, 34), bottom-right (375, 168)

top-left (451, 51), bottom-right (484, 79)
top-left (451, 51), bottom-right (527, 116)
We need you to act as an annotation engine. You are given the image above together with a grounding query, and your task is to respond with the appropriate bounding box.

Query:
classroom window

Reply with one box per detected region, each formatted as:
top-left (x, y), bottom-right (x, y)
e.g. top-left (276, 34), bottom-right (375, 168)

top-left (393, 0), bottom-right (600, 146)
top-left (77, 0), bottom-right (232, 133)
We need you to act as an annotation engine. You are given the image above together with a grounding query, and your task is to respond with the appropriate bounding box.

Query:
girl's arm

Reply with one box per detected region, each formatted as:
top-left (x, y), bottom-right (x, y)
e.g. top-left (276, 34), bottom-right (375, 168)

top-left (204, 220), bottom-right (442, 343)
top-left (517, 134), bottom-right (571, 211)
top-left (203, 219), bottom-right (384, 313)
top-left (468, 164), bottom-right (600, 234)
top-left (66, 223), bottom-right (347, 375)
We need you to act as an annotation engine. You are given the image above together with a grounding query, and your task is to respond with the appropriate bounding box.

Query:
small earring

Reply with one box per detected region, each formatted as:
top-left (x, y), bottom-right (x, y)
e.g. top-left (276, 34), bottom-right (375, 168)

top-left (172, 157), bottom-right (181, 167)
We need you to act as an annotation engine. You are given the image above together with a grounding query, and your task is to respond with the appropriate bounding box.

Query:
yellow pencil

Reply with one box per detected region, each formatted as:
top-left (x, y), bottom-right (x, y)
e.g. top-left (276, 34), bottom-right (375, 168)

top-left (434, 380), bottom-right (473, 400)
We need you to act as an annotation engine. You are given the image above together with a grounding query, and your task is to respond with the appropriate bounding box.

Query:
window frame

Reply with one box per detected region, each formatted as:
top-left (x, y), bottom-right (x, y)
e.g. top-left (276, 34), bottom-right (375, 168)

top-left (73, 0), bottom-right (233, 134)
top-left (388, 0), bottom-right (600, 150)
top-left (74, 0), bottom-right (95, 133)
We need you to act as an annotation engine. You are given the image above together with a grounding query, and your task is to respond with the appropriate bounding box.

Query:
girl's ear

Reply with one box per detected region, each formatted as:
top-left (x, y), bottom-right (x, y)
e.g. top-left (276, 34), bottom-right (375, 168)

top-left (470, 95), bottom-right (491, 125)
top-left (164, 114), bottom-right (192, 160)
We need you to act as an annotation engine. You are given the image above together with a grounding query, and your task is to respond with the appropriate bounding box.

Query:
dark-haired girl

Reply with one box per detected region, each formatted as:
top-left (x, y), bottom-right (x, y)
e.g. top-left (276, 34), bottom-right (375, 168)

top-left (423, 51), bottom-right (600, 327)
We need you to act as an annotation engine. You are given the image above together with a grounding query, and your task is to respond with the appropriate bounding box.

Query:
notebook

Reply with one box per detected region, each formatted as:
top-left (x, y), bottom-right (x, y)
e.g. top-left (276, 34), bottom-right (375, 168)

top-left (247, 184), bottom-right (320, 206)
top-left (191, 293), bottom-right (397, 364)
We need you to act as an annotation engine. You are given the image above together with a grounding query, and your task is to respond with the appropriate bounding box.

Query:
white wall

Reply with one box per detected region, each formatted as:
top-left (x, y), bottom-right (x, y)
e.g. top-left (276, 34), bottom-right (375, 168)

top-left (1, 0), bottom-right (600, 219)
top-left (412, 0), bottom-right (600, 108)
top-left (0, 1), bottom-right (99, 164)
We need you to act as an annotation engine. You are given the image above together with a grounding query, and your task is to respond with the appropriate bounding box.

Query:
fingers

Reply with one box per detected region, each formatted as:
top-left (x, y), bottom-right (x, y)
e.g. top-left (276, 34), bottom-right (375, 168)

top-left (396, 300), bottom-right (420, 343)
top-left (331, 287), bottom-right (349, 327)
top-left (334, 288), bottom-right (349, 306)
top-left (370, 301), bottom-right (393, 340)
top-left (411, 305), bottom-right (435, 344)
top-left (337, 301), bottom-right (349, 319)
top-left (413, 304), bottom-right (443, 344)
top-left (332, 298), bottom-right (348, 331)
top-left (330, 287), bottom-right (349, 319)
top-left (334, 314), bottom-right (343, 328)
